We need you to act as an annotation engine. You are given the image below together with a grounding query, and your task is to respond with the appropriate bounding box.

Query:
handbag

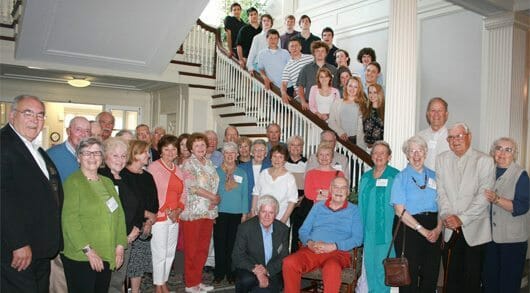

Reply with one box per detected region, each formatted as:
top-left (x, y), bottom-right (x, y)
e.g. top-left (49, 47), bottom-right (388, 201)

top-left (382, 209), bottom-right (412, 287)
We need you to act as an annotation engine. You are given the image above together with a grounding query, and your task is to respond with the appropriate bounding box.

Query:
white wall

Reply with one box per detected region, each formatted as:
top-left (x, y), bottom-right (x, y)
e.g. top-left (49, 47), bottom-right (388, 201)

top-left (0, 79), bottom-right (152, 123)
top-left (419, 10), bottom-right (484, 148)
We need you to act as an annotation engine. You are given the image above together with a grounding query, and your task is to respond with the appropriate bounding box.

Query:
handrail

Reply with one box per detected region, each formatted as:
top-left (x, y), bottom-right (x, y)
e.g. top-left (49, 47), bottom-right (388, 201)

top-left (193, 19), bottom-right (372, 166)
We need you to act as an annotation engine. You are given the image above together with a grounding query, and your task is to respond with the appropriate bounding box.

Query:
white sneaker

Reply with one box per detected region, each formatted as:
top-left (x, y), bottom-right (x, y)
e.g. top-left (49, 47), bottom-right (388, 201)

top-left (184, 286), bottom-right (205, 293)
top-left (199, 283), bottom-right (214, 291)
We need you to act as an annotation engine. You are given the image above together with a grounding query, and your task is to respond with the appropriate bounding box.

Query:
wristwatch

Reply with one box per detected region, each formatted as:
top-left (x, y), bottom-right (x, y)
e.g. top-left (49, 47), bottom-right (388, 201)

top-left (82, 245), bottom-right (92, 254)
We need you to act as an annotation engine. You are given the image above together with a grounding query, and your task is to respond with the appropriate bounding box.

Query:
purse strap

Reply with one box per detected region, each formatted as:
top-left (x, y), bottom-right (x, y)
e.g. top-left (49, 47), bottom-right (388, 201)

top-left (386, 209), bottom-right (407, 259)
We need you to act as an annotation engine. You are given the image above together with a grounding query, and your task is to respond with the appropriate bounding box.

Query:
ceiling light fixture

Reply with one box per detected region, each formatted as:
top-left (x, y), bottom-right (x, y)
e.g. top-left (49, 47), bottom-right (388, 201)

top-left (67, 78), bottom-right (91, 88)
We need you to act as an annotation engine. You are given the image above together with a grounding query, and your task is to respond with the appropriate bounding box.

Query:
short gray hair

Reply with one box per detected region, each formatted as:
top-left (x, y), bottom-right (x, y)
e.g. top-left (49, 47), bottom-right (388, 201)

top-left (448, 122), bottom-right (470, 134)
top-left (77, 137), bottom-right (104, 157)
top-left (402, 135), bottom-right (428, 156)
top-left (222, 141), bottom-right (238, 153)
top-left (370, 140), bottom-right (392, 156)
top-left (251, 139), bottom-right (267, 152)
top-left (102, 137), bottom-right (129, 159)
top-left (490, 137), bottom-right (518, 161)
top-left (11, 95), bottom-right (45, 112)
top-left (257, 195), bottom-right (279, 215)
top-left (287, 135), bottom-right (304, 146)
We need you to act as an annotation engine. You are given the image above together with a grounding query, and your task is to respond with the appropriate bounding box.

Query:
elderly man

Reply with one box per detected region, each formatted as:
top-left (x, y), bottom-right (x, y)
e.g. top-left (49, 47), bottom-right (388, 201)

top-left (136, 124), bottom-right (160, 162)
top-left (47, 116), bottom-right (90, 182)
top-left (96, 111), bottom-right (115, 140)
top-left (1, 95), bottom-right (63, 293)
top-left (283, 177), bottom-right (363, 292)
top-left (436, 122), bottom-right (495, 293)
top-left (232, 195), bottom-right (289, 293)
top-left (306, 130), bottom-right (350, 179)
top-left (418, 97), bottom-right (450, 170)
top-left (205, 130), bottom-right (223, 168)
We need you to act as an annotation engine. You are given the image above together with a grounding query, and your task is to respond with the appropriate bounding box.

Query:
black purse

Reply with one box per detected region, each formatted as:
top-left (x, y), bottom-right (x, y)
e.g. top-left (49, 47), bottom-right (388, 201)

top-left (382, 209), bottom-right (412, 287)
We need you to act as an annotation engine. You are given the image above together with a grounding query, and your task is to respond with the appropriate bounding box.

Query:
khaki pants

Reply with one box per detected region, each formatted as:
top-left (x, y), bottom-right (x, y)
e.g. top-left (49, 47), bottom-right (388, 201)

top-left (49, 255), bottom-right (67, 293)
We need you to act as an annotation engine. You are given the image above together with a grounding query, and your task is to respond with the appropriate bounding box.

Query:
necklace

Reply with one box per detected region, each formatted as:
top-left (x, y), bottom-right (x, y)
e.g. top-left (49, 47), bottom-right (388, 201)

top-left (161, 159), bottom-right (175, 170)
top-left (412, 173), bottom-right (428, 190)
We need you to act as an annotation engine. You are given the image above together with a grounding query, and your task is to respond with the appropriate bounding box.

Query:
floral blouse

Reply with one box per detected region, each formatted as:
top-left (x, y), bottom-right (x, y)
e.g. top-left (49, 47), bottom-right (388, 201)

top-left (180, 154), bottom-right (220, 221)
top-left (363, 108), bottom-right (384, 145)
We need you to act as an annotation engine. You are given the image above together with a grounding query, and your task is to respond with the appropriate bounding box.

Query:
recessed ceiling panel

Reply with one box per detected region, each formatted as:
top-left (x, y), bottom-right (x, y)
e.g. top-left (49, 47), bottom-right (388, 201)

top-left (15, 0), bottom-right (208, 74)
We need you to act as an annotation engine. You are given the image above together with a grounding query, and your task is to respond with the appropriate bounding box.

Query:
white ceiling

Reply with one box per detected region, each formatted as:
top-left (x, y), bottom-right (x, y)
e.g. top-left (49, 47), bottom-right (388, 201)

top-left (15, 0), bottom-right (209, 74)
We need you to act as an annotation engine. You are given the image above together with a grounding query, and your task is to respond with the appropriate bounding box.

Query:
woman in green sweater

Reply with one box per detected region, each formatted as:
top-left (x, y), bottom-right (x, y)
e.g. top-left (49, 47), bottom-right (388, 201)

top-left (61, 137), bottom-right (127, 292)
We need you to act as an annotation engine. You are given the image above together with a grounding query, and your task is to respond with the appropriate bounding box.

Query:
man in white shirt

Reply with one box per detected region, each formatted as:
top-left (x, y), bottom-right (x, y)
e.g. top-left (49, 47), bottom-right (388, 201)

top-left (417, 97), bottom-right (450, 170)
top-left (247, 14), bottom-right (279, 74)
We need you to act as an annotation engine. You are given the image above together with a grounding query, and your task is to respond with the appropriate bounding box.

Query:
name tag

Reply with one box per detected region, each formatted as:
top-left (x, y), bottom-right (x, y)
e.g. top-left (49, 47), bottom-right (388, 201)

top-left (332, 164), bottom-right (343, 172)
top-left (376, 179), bottom-right (388, 187)
top-left (427, 178), bottom-right (437, 190)
top-left (233, 175), bottom-right (243, 183)
top-left (106, 197), bottom-right (119, 213)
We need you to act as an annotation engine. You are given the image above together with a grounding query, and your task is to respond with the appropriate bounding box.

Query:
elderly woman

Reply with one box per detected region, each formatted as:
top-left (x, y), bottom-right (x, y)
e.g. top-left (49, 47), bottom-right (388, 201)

top-left (285, 135), bottom-right (307, 252)
top-left (98, 138), bottom-right (143, 293)
top-left (180, 132), bottom-right (220, 293)
top-left (329, 76), bottom-right (367, 144)
top-left (176, 133), bottom-right (191, 167)
top-left (482, 137), bottom-right (529, 293)
top-left (147, 135), bottom-right (185, 293)
top-left (123, 140), bottom-right (159, 293)
top-left (363, 83), bottom-right (385, 148)
top-left (213, 142), bottom-right (249, 284)
top-left (358, 141), bottom-right (399, 293)
top-left (61, 137), bottom-right (127, 292)
top-left (237, 136), bottom-right (252, 164)
top-left (252, 145), bottom-right (298, 225)
top-left (239, 139), bottom-right (271, 216)
top-left (115, 129), bottom-right (134, 141)
top-left (308, 67), bottom-right (341, 121)
top-left (390, 136), bottom-right (442, 293)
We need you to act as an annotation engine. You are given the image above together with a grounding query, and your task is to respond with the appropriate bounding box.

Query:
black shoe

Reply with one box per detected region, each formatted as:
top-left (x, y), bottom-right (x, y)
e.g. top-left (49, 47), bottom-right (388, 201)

top-left (213, 277), bottom-right (224, 284)
top-left (227, 276), bottom-right (235, 284)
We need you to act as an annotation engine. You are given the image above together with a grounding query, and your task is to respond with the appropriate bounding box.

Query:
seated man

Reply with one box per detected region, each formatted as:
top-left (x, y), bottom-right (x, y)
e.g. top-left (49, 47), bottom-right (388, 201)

top-left (232, 195), bottom-right (289, 293)
top-left (283, 177), bottom-right (363, 293)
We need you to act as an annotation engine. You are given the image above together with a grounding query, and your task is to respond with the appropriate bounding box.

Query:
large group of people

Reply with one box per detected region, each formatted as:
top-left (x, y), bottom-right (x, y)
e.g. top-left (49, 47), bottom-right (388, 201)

top-left (225, 3), bottom-right (387, 150)
top-left (1, 94), bottom-right (528, 293)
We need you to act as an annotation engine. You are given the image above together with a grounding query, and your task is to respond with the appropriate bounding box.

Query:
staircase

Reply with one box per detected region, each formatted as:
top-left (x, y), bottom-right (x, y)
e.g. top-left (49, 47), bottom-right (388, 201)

top-left (180, 20), bottom-right (373, 190)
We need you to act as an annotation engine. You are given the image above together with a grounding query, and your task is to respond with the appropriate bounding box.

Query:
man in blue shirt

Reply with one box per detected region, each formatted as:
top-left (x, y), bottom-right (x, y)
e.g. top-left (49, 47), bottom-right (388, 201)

top-left (282, 177), bottom-right (363, 293)
top-left (232, 195), bottom-right (289, 292)
top-left (257, 29), bottom-right (290, 90)
top-left (47, 116), bottom-right (90, 182)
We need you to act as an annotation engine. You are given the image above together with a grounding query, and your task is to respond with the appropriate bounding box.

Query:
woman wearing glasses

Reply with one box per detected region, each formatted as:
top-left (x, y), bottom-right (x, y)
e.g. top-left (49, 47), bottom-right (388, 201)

top-left (390, 136), bottom-right (442, 293)
top-left (482, 137), bottom-right (529, 293)
top-left (61, 137), bottom-right (127, 292)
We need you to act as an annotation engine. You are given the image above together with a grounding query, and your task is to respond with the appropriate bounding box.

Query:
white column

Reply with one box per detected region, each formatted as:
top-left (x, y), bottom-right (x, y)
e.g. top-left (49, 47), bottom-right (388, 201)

top-left (384, 0), bottom-right (418, 168)
top-left (480, 12), bottom-right (529, 165)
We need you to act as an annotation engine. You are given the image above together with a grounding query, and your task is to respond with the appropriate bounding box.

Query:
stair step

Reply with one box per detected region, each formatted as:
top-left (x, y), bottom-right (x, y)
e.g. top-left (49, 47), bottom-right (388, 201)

top-left (179, 71), bottom-right (216, 79)
top-left (189, 84), bottom-right (215, 90)
top-left (229, 122), bottom-right (258, 127)
top-left (211, 94), bottom-right (225, 99)
top-left (170, 60), bottom-right (201, 67)
top-left (211, 102), bottom-right (235, 109)
top-left (219, 112), bottom-right (245, 117)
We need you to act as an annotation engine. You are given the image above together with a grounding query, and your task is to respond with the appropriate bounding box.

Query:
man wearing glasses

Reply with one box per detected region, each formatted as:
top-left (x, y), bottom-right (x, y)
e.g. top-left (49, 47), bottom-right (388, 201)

top-left (1, 95), bottom-right (64, 293)
top-left (436, 122), bottom-right (495, 293)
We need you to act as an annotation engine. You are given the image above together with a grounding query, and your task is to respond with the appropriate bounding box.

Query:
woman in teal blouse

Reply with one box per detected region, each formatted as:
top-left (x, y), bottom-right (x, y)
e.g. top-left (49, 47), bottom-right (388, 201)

top-left (61, 137), bottom-right (127, 292)
top-left (358, 141), bottom-right (399, 293)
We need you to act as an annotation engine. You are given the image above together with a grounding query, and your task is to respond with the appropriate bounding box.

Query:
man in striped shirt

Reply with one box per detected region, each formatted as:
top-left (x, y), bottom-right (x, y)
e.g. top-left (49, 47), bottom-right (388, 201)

top-left (280, 38), bottom-right (313, 104)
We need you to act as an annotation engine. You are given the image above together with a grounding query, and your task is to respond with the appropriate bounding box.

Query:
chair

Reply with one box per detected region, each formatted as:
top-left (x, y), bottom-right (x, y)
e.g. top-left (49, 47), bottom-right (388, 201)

top-left (301, 246), bottom-right (363, 293)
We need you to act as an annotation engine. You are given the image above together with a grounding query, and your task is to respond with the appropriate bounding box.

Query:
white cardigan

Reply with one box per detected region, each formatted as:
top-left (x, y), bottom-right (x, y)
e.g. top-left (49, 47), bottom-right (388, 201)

top-left (328, 99), bottom-right (366, 149)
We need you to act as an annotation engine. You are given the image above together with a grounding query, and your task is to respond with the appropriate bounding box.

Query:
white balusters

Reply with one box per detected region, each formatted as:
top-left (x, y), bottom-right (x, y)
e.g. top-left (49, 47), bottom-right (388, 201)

top-left (215, 48), bottom-right (369, 188)
top-left (181, 24), bottom-right (216, 76)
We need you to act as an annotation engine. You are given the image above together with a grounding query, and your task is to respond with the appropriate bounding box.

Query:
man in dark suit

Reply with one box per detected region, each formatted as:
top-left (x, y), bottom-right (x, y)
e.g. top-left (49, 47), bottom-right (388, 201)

top-left (1, 95), bottom-right (63, 293)
top-left (232, 195), bottom-right (289, 292)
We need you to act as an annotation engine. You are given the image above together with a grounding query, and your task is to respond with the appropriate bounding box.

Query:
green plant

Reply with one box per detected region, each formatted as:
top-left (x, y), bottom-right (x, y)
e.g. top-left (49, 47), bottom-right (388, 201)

top-left (222, 0), bottom-right (269, 24)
